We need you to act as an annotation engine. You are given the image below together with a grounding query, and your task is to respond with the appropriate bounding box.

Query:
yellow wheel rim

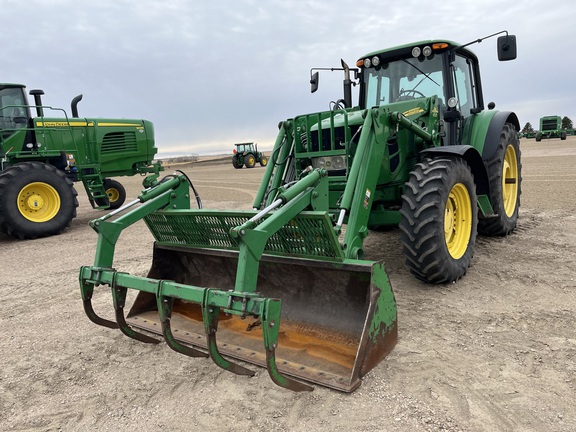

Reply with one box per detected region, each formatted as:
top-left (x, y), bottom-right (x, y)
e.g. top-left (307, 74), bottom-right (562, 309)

top-left (106, 187), bottom-right (120, 203)
top-left (17, 182), bottom-right (61, 222)
top-left (502, 145), bottom-right (519, 217)
top-left (444, 183), bottom-right (472, 259)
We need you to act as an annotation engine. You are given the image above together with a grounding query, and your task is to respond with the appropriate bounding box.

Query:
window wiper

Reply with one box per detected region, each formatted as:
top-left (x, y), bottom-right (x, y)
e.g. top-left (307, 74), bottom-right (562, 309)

top-left (401, 58), bottom-right (441, 88)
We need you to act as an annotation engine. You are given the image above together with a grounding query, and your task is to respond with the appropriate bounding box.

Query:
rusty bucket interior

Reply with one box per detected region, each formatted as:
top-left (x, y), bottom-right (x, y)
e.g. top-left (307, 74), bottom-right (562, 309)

top-left (126, 243), bottom-right (397, 392)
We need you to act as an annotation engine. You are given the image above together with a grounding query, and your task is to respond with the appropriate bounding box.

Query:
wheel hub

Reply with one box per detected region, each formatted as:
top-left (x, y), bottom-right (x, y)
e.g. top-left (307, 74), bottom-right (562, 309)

top-left (26, 193), bottom-right (45, 210)
top-left (106, 188), bottom-right (120, 203)
top-left (18, 182), bottom-right (61, 222)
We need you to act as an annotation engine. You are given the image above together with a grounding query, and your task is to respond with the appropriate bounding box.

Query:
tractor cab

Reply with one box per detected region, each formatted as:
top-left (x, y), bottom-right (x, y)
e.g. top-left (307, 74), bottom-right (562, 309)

top-left (310, 33), bottom-right (517, 147)
top-left (0, 84), bottom-right (31, 140)
top-left (356, 41), bottom-right (481, 146)
top-left (234, 142), bottom-right (256, 154)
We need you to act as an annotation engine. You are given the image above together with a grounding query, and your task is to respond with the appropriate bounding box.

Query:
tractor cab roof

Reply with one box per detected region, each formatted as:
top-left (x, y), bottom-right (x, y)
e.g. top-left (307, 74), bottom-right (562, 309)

top-left (0, 83), bottom-right (26, 91)
top-left (359, 40), bottom-right (478, 65)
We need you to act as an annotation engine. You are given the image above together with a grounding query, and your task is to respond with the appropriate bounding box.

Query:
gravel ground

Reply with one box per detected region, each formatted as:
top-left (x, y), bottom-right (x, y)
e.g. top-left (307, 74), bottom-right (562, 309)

top-left (1, 137), bottom-right (575, 432)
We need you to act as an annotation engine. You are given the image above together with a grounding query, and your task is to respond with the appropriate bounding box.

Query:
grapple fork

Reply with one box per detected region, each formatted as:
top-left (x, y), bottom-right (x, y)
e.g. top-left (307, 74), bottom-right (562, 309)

top-left (79, 172), bottom-right (397, 392)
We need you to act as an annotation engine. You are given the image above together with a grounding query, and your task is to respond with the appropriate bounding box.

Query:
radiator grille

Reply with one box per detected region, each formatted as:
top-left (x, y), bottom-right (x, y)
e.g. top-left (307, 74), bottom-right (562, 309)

top-left (101, 131), bottom-right (138, 153)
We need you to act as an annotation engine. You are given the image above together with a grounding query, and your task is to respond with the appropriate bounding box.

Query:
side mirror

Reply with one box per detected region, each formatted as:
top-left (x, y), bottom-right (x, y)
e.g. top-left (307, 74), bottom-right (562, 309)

top-left (497, 34), bottom-right (517, 61)
top-left (310, 71), bottom-right (319, 93)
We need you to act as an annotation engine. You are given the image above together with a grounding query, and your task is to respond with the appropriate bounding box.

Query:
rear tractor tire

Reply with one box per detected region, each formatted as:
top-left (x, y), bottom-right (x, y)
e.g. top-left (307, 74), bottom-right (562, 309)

top-left (244, 154), bottom-right (256, 168)
top-left (232, 155), bottom-right (243, 169)
top-left (95, 178), bottom-right (127, 210)
top-left (0, 162), bottom-right (78, 239)
top-left (478, 122), bottom-right (522, 236)
top-left (400, 157), bottom-right (478, 284)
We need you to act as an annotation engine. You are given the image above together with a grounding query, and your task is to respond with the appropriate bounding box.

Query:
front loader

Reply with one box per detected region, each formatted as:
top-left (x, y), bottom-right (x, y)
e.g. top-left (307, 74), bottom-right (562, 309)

top-left (80, 32), bottom-right (520, 392)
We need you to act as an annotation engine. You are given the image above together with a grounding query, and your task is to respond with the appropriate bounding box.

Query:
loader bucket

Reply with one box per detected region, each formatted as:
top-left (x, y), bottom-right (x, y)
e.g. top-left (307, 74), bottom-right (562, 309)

top-left (80, 174), bottom-right (397, 392)
top-left (126, 243), bottom-right (397, 392)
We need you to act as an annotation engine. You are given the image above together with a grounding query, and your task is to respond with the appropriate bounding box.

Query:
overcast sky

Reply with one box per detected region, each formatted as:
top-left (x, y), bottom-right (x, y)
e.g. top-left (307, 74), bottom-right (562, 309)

top-left (3, 0), bottom-right (575, 157)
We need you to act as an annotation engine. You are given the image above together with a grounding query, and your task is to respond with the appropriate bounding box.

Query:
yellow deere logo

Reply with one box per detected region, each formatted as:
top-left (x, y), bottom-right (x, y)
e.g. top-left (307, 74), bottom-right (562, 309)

top-left (402, 107), bottom-right (425, 117)
top-left (36, 121), bottom-right (94, 127)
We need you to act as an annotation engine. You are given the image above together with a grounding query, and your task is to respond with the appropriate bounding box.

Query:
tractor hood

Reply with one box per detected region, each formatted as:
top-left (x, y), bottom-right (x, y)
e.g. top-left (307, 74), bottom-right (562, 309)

top-left (309, 108), bottom-right (365, 132)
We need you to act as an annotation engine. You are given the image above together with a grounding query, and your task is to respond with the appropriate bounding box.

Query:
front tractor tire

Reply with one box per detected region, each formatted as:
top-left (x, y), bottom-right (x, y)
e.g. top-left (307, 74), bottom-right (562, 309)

top-left (259, 155), bottom-right (268, 167)
top-left (95, 179), bottom-right (127, 210)
top-left (244, 154), bottom-right (256, 168)
top-left (478, 123), bottom-right (522, 236)
top-left (400, 157), bottom-right (478, 284)
top-left (0, 162), bottom-right (78, 239)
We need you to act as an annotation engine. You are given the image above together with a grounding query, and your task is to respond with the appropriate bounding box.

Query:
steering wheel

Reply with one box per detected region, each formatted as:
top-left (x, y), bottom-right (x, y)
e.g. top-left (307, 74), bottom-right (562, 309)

top-left (395, 89), bottom-right (426, 102)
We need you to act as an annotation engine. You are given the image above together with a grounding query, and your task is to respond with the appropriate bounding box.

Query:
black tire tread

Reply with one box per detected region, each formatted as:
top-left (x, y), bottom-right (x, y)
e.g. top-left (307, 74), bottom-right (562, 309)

top-left (0, 162), bottom-right (78, 239)
top-left (399, 157), bottom-right (478, 284)
top-left (478, 123), bottom-right (522, 236)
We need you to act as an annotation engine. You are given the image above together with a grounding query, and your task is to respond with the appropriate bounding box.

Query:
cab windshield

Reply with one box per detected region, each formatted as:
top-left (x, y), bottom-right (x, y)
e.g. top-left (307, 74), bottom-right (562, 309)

top-left (363, 55), bottom-right (445, 108)
top-left (0, 87), bottom-right (28, 134)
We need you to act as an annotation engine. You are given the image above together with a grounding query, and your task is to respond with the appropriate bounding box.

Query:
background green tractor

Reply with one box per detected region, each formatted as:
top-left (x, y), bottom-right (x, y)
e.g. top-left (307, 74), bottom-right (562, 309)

top-left (232, 142), bottom-right (268, 168)
top-left (535, 115), bottom-right (566, 141)
top-left (0, 84), bottom-right (162, 239)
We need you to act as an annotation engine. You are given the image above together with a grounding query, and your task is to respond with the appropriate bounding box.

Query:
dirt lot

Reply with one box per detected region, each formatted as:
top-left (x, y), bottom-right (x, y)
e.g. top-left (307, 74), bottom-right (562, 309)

top-left (1, 137), bottom-right (575, 432)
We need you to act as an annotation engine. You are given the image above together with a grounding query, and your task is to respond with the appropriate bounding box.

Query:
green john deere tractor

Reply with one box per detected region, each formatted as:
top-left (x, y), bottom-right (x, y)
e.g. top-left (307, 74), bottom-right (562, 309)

top-left (232, 142), bottom-right (268, 168)
top-left (0, 84), bottom-right (162, 239)
top-left (80, 32), bottom-right (520, 392)
top-left (535, 115), bottom-right (566, 141)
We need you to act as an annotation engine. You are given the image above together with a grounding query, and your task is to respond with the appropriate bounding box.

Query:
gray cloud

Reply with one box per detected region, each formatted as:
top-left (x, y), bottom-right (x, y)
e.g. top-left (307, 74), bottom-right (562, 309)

top-left (3, 0), bottom-right (575, 156)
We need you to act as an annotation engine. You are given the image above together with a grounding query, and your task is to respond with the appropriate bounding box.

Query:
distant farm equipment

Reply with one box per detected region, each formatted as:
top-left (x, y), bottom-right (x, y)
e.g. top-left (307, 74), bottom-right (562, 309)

top-left (535, 116), bottom-right (566, 141)
top-left (232, 142), bottom-right (268, 168)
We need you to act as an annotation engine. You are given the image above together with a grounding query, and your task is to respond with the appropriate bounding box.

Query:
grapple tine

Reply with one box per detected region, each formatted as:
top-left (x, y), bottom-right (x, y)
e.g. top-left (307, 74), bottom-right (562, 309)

top-left (261, 298), bottom-right (313, 392)
top-left (111, 276), bottom-right (160, 344)
top-left (264, 348), bottom-right (313, 392)
top-left (82, 293), bottom-right (119, 329)
top-left (203, 303), bottom-right (255, 377)
top-left (156, 281), bottom-right (208, 358)
top-left (83, 300), bottom-right (118, 329)
top-left (79, 267), bottom-right (118, 329)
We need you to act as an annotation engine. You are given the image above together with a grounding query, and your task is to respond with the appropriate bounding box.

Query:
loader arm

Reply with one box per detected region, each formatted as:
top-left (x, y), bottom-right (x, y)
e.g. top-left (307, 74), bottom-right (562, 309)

top-left (79, 175), bottom-right (190, 328)
top-left (231, 167), bottom-right (334, 293)
top-left (89, 175), bottom-right (191, 268)
top-left (340, 110), bottom-right (384, 258)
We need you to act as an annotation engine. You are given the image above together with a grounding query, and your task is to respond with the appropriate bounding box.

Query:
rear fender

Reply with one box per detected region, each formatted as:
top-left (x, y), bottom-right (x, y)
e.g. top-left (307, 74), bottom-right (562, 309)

top-left (419, 145), bottom-right (489, 195)
top-left (465, 110), bottom-right (520, 160)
